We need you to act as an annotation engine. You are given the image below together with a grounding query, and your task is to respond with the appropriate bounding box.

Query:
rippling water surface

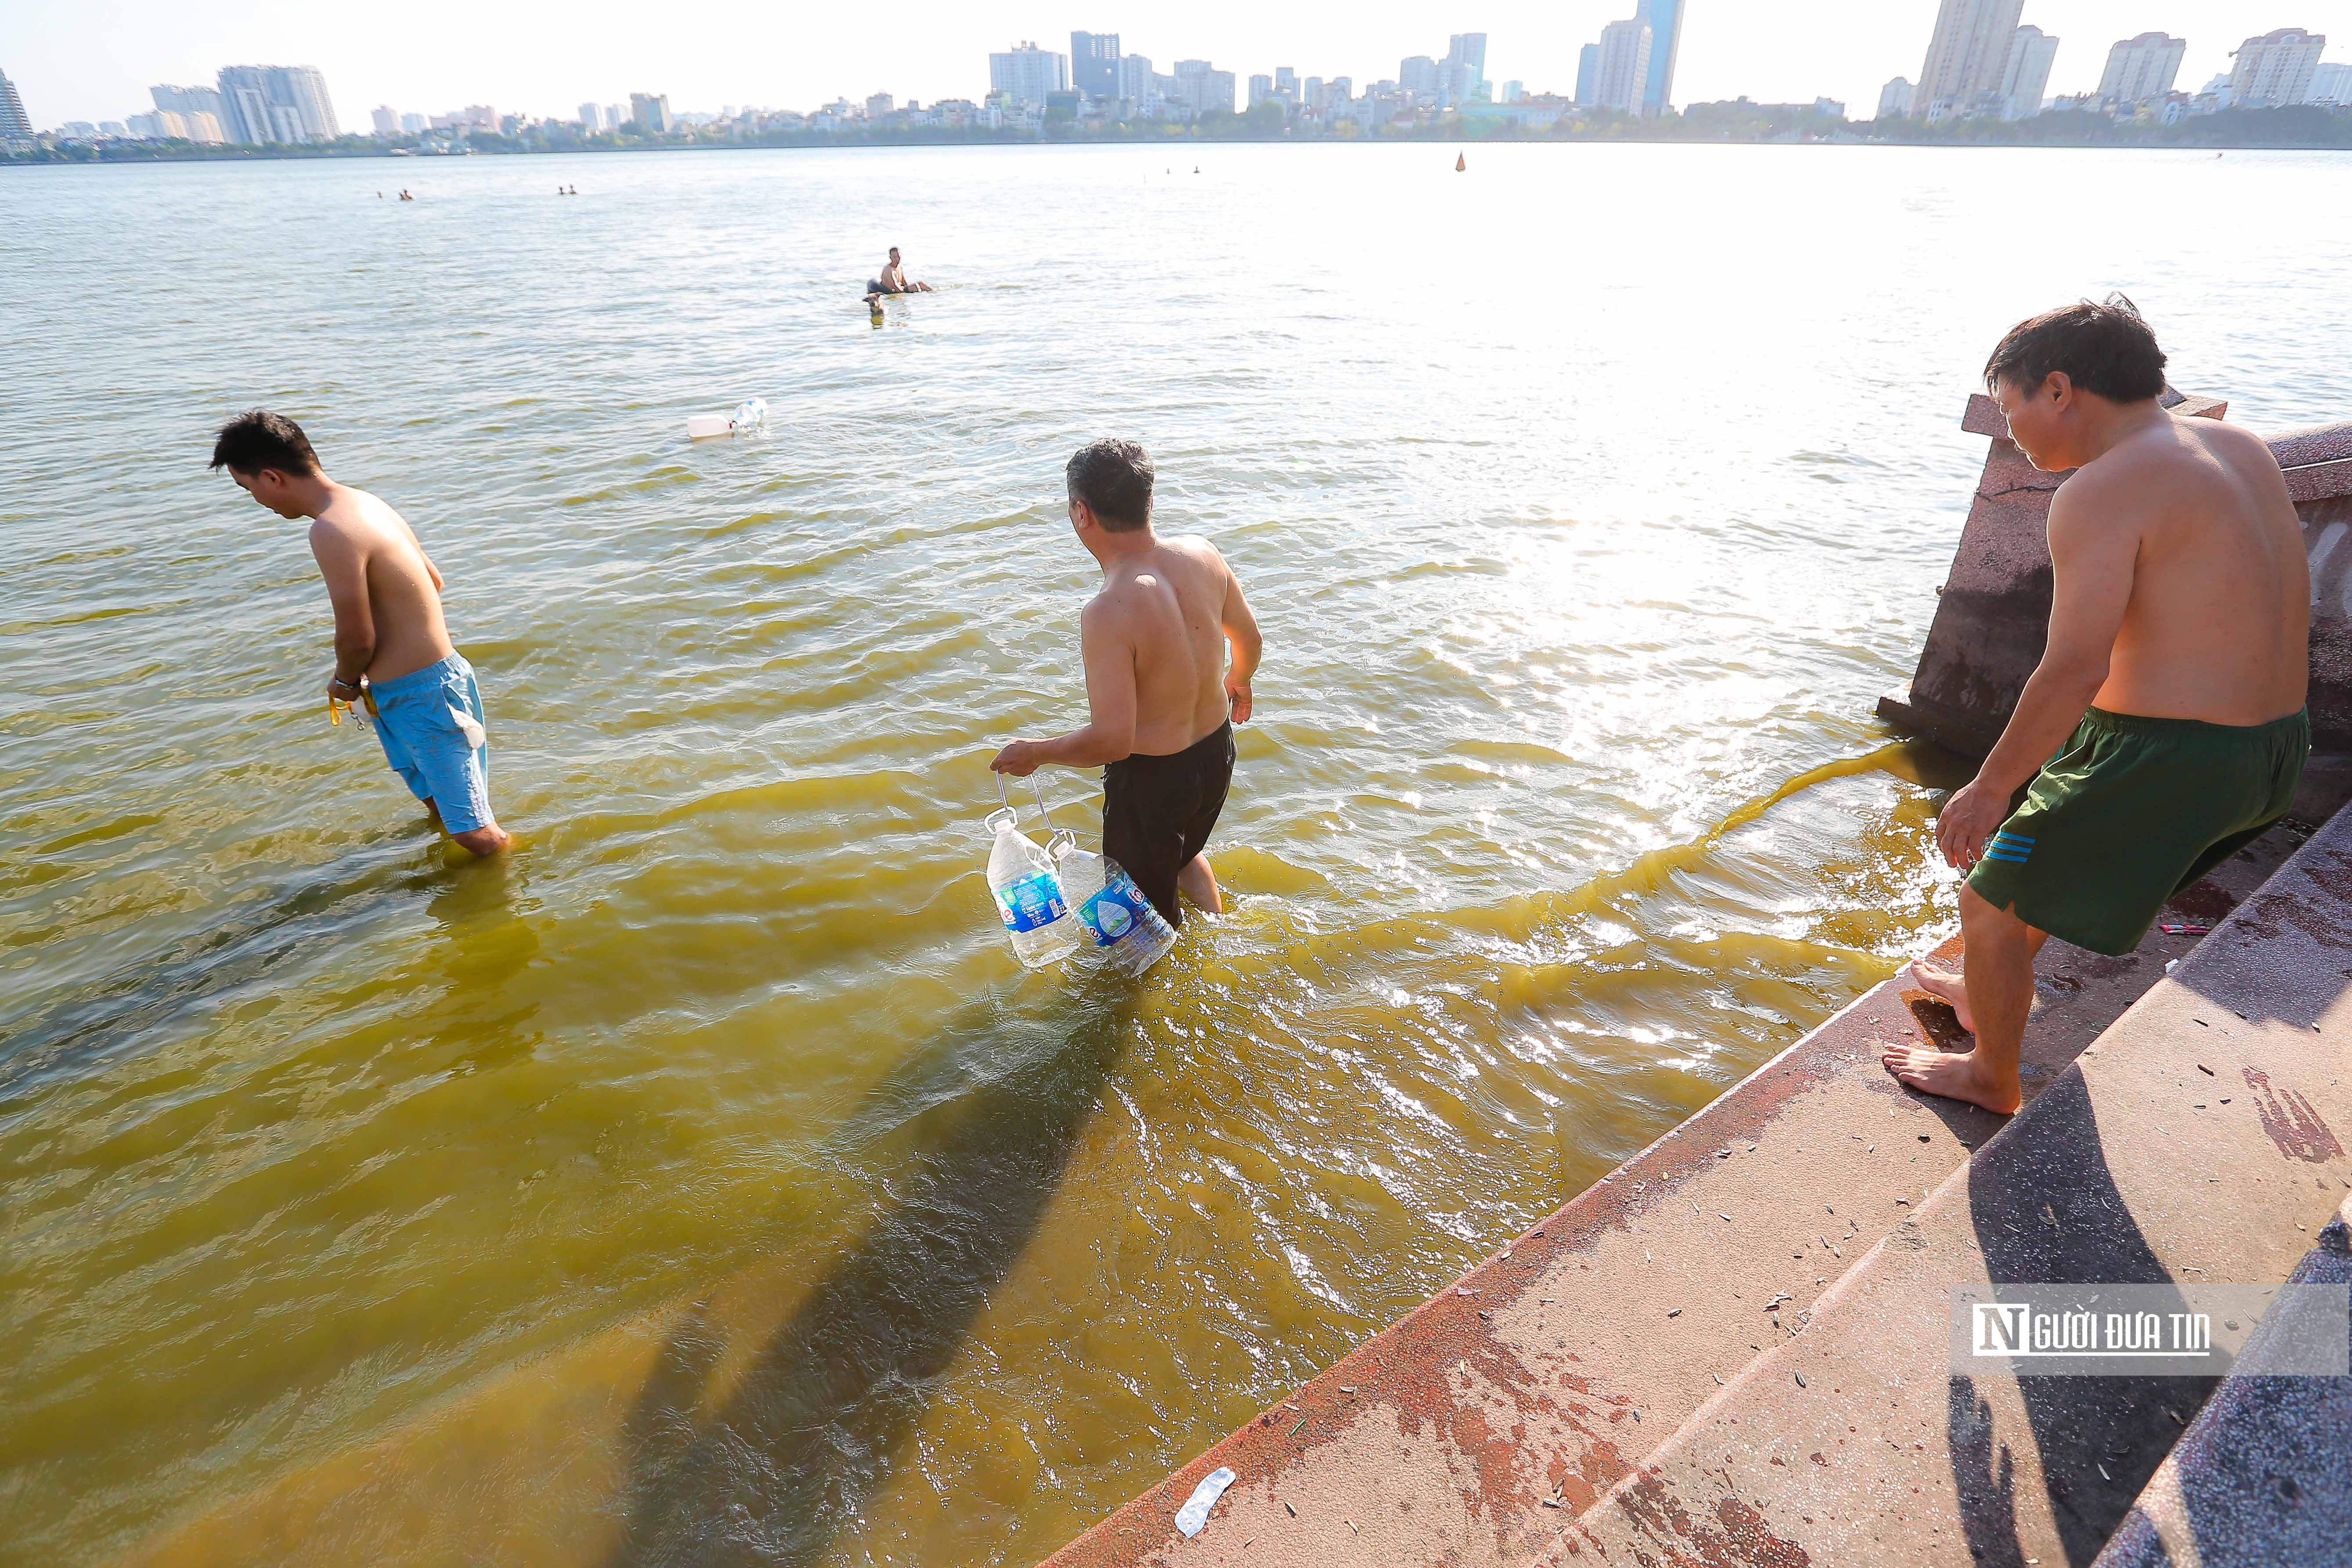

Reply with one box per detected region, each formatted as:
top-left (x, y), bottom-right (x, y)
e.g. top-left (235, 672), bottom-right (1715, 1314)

top-left (4, 143), bottom-right (2349, 1567)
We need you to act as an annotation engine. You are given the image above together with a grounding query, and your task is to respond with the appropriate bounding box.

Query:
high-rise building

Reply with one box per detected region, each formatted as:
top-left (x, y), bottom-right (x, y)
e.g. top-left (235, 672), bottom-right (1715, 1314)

top-left (2228, 28), bottom-right (2327, 108)
top-left (151, 83), bottom-right (227, 129)
top-left (1173, 60), bottom-right (1235, 118)
top-left (1501, 80), bottom-right (1523, 103)
top-left (402, 112), bottom-right (429, 135)
top-left (1275, 66), bottom-right (1297, 99)
top-left (990, 43), bottom-right (1069, 108)
top-left (866, 93), bottom-right (895, 119)
top-left (1576, 45), bottom-right (1600, 106)
top-left (2001, 25), bottom-right (2060, 119)
top-left (2096, 32), bottom-right (2187, 107)
top-left (1878, 77), bottom-right (1916, 118)
top-left (1593, 19), bottom-right (1653, 114)
top-left (1071, 32), bottom-right (1120, 99)
top-left (1119, 54), bottom-right (1155, 105)
top-left (0, 67), bottom-right (31, 138)
top-left (578, 102), bottom-right (604, 130)
top-left (2312, 61), bottom-right (2352, 105)
top-left (1634, 0), bottom-right (1685, 115)
top-left (1447, 33), bottom-right (1488, 97)
top-left (1248, 74), bottom-right (1275, 109)
top-left (629, 92), bottom-right (674, 133)
top-left (371, 105), bottom-right (400, 136)
top-left (1917, 0), bottom-right (2027, 120)
top-left (215, 65), bottom-right (338, 144)
top-left (1399, 56), bottom-right (1439, 95)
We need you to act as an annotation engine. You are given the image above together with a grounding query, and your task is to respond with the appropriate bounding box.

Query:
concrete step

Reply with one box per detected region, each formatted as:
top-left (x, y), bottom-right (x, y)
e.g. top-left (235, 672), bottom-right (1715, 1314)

top-left (1035, 804), bottom-right (2334, 1568)
top-left (1546, 802), bottom-right (2352, 1568)
top-left (2091, 1194), bottom-right (2352, 1568)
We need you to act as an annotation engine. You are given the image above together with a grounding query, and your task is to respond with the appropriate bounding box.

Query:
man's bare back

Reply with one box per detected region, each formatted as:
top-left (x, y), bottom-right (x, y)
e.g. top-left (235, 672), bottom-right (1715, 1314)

top-left (991, 438), bottom-right (1263, 927)
top-left (1088, 535), bottom-right (1246, 754)
top-left (2073, 413), bottom-right (2309, 725)
top-left (213, 409), bottom-right (508, 854)
top-left (309, 487), bottom-right (457, 686)
top-left (1889, 298), bottom-right (2310, 1116)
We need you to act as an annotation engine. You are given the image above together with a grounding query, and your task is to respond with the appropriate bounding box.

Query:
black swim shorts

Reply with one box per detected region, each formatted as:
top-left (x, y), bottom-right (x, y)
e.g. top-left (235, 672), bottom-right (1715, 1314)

top-left (1102, 721), bottom-right (1235, 929)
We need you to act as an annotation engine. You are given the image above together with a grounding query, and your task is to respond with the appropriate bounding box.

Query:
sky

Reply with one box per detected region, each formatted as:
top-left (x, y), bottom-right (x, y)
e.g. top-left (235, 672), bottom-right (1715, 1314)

top-left (4, 1), bottom-right (2339, 130)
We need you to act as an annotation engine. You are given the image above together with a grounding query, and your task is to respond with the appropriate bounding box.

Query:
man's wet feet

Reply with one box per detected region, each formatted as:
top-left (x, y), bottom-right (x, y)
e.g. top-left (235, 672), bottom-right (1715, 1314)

top-left (1880, 1042), bottom-right (2020, 1115)
top-left (1906, 957), bottom-right (1977, 1035)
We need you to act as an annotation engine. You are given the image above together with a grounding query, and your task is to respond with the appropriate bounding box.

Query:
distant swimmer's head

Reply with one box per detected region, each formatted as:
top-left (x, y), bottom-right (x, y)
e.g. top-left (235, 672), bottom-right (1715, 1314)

top-left (1984, 294), bottom-right (2167, 471)
top-left (1066, 438), bottom-right (1154, 536)
top-left (211, 409), bottom-right (324, 518)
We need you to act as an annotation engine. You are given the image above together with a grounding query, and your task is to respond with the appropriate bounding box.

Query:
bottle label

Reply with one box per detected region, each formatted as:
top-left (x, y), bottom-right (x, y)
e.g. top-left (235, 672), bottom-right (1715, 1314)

top-left (995, 871), bottom-right (1068, 934)
top-left (1081, 883), bottom-right (1149, 947)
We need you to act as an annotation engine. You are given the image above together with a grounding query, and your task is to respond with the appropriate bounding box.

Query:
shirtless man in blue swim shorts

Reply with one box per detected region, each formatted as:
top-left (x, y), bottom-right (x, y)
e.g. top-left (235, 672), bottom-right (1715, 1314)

top-left (211, 411), bottom-right (513, 855)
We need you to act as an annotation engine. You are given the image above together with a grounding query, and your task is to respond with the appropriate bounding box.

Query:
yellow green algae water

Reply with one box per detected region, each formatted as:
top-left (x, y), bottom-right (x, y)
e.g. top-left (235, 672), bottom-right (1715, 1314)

top-left (4, 144), bottom-right (2350, 1567)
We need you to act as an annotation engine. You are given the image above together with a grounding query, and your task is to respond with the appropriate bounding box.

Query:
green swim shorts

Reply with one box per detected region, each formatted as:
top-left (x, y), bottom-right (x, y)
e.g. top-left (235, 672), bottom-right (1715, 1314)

top-left (1966, 706), bottom-right (2310, 957)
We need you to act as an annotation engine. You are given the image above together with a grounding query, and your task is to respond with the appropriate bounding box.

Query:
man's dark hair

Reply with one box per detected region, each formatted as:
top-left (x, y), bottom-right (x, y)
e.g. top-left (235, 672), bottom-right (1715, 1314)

top-left (1983, 294), bottom-right (2167, 404)
top-left (1066, 438), bottom-right (1154, 532)
top-left (209, 410), bottom-right (321, 476)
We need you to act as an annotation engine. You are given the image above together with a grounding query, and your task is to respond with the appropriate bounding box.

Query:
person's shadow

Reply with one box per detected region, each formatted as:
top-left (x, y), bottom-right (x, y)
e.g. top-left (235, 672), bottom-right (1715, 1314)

top-left (1945, 826), bottom-right (2352, 1566)
top-left (595, 967), bottom-right (1144, 1568)
top-left (1948, 1075), bottom-right (2212, 1567)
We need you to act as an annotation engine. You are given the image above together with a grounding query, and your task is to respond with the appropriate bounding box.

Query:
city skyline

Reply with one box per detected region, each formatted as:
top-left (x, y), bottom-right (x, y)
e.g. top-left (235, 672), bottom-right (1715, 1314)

top-left (4, 0), bottom-right (2334, 135)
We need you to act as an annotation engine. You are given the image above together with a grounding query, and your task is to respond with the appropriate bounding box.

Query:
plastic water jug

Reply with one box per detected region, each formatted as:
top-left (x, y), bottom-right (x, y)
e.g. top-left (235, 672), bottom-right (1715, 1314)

top-left (1052, 834), bottom-right (1178, 976)
top-left (986, 776), bottom-right (1080, 969)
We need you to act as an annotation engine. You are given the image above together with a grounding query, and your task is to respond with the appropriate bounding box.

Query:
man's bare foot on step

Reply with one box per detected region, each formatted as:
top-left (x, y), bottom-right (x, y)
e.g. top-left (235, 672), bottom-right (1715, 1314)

top-left (1880, 1043), bottom-right (2020, 1115)
top-left (1905, 957), bottom-right (1976, 1035)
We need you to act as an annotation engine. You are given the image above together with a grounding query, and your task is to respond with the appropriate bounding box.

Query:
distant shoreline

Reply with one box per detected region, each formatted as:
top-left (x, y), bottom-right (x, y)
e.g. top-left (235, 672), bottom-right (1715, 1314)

top-left (10, 104), bottom-right (2352, 166)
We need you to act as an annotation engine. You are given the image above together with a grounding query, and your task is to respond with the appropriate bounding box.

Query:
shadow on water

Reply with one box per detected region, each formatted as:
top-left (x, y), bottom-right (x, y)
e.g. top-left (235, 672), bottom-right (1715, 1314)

top-left (598, 965), bottom-right (1144, 1568)
top-left (0, 835), bottom-right (473, 1102)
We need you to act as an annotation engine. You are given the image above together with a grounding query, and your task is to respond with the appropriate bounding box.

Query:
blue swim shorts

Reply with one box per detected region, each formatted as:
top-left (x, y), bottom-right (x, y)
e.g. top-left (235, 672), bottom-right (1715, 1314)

top-left (368, 652), bottom-right (494, 835)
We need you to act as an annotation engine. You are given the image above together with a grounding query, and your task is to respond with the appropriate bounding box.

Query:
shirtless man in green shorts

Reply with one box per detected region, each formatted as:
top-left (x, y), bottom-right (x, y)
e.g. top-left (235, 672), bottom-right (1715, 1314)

top-left (1886, 297), bottom-right (2309, 1113)
top-left (989, 438), bottom-right (1262, 930)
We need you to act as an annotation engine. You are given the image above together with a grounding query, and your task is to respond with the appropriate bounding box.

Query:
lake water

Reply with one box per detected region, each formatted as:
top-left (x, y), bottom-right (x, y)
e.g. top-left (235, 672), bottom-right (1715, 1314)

top-left (4, 142), bottom-right (2349, 1568)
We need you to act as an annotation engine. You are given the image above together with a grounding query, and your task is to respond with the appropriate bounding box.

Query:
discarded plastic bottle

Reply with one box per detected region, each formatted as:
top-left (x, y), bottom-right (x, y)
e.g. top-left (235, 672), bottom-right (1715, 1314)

top-left (1052, 833), bottom-right (1178, 976)
top-left (986, 777), bottom-right (1080, 969)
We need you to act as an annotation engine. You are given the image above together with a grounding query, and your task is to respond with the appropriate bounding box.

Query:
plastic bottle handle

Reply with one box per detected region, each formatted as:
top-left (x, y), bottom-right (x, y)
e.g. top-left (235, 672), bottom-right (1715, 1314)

top-left (993, 771), bottom-right (1064, 836)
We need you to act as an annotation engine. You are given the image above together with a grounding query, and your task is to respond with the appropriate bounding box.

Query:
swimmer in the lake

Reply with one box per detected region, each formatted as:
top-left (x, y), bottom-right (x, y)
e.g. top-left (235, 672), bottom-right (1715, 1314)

top-left (863, 246), bottom-right (934, 303)
top-left (210, 411), bottom-right (513, 856)
top-left (992, 439), bottom-right (1262, 930)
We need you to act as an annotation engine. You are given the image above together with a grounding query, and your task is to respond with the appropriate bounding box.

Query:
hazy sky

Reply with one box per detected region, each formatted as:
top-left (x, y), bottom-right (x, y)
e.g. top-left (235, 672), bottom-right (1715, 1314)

top-left (4, 1), bottom-right (2335, 129)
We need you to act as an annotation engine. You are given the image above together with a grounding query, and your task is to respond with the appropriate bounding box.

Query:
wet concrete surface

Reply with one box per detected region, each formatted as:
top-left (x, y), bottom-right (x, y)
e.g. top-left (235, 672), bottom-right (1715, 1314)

top-left (1033, 789), bottom-right (2347, 1568)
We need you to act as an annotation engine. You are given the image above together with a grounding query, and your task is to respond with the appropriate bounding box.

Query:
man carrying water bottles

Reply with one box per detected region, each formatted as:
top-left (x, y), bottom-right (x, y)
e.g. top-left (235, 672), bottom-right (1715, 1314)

top-left (991, 439), bottom-right (1262, 929)
top-left (210, 411), bottom-right (512, 856)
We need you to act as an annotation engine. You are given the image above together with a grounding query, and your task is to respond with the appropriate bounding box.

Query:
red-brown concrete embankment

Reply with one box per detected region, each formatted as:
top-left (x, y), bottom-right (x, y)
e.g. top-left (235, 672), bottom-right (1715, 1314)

top-left (1033, 789), bottom-right (2341, 1568)
top-left (1552, 800), bottom-right (2352, 1567)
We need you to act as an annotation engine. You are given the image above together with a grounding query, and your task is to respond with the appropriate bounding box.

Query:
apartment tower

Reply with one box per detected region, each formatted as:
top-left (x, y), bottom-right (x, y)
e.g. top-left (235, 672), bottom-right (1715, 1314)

top-left (1918, 0), bottom-right (2027, 119)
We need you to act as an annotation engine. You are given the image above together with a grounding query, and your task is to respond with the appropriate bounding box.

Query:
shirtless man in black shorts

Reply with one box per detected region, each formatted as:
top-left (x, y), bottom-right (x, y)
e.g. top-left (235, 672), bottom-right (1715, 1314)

top-left (991, 439), bottom-right (1263, 928)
